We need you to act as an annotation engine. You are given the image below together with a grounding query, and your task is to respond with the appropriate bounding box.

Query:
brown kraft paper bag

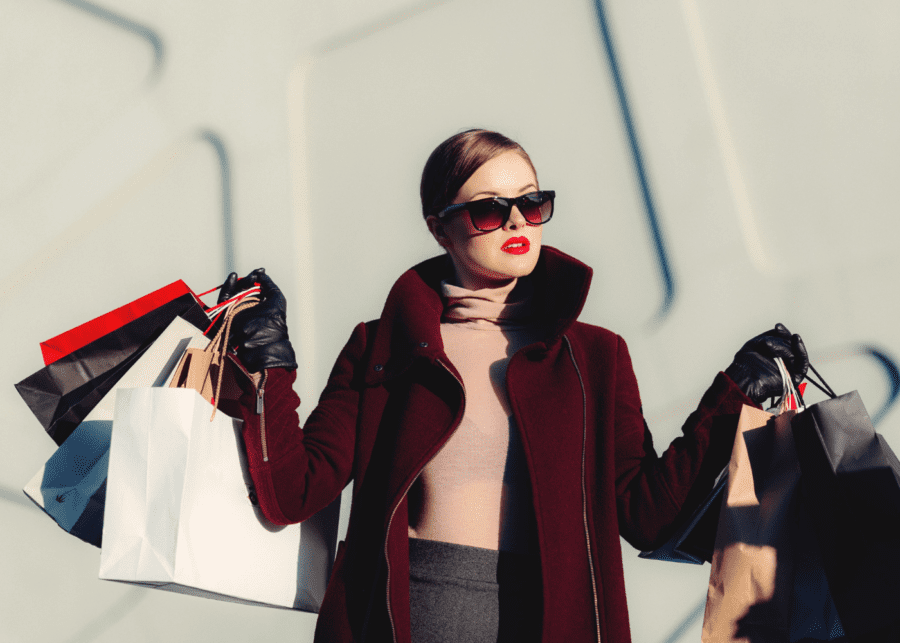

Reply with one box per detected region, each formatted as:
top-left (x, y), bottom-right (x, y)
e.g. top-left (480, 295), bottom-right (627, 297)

top-left (702, 401), bottom-right (800, 642)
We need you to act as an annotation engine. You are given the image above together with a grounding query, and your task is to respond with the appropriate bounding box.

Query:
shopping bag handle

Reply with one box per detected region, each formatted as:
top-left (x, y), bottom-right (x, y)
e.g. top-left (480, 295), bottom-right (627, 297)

top-left (206, 294), bottom-right (259, 420)
top-left (775, 357), bottom-right (804, 411)
top-left (200, 283), bottom-right (262, 335)
top-left (170, 292), bottom-right (259, 421)
top-left (800, 363), bottom-right (836, 400)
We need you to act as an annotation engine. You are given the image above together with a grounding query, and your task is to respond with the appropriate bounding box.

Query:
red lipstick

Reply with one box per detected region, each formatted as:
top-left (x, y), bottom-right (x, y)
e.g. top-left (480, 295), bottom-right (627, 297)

top-left (501, 237), bottom-right (530, 255)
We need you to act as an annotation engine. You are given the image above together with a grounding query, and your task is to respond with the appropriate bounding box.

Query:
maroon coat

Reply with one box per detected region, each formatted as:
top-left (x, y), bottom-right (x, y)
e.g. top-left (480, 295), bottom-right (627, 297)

top-left (235, 246), bottom-right (753, 643)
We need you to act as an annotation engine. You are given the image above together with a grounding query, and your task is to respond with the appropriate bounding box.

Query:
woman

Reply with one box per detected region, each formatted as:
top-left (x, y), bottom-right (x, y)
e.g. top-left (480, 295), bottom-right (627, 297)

top-left (220, 129), bottom-right (808, 643)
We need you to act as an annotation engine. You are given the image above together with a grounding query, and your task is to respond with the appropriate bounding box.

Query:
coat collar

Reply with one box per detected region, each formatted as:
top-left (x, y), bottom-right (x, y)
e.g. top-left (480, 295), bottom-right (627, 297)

top-left (364, 245), bottom-right (593, 384)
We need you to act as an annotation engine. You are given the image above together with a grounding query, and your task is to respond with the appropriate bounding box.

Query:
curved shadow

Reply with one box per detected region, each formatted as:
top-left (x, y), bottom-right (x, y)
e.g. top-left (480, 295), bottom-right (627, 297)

top-left (57, 0), bottom-right (164, 81)
top-left (860, 344), bottom-right (900, 426)
top-left (591, 0), bottom-right (676, 322)
top-left (197, 130), bottom-right (236, 276)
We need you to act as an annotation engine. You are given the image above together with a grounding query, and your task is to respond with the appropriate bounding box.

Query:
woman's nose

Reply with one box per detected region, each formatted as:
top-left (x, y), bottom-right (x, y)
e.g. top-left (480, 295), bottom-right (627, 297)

top-left (504, 205), bottom-right (527, 230)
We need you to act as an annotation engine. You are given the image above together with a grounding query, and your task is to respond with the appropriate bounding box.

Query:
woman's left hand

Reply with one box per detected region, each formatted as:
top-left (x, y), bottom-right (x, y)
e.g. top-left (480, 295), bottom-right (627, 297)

top-left (218, 268), bottom-right (297, 373)
top-left (724, 323), bottom-right (809, 405)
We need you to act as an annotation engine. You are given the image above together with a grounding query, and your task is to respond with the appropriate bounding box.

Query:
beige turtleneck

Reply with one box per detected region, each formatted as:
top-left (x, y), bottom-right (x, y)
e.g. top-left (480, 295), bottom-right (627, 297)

top-left (407, 278), bottom-right (542, 553)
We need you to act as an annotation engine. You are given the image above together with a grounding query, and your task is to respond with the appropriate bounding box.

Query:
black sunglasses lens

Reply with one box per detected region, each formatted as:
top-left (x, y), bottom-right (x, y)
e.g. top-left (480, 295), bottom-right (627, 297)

top-left (519, 193), bottom-right (553, 224)
top-left (468, 200), bottom-right (506, 231)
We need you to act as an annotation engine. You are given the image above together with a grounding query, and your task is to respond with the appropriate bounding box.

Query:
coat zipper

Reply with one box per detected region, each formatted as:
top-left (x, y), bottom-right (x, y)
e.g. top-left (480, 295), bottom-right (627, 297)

top-left (563, 336), bottom-right (602, 643)
top-left (225, 354), bottom-right (269, 462)
top-left (384, 357), bottom-right (465, 643)
top-left (256, 370), bottom-right (269, 461)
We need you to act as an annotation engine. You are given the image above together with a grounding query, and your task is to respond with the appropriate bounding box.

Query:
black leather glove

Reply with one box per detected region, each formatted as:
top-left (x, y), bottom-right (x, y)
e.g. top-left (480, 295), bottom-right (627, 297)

top-left (724, 323), bottom-right (809, 405)
top-left (218, 268), bottom-right (297, 373)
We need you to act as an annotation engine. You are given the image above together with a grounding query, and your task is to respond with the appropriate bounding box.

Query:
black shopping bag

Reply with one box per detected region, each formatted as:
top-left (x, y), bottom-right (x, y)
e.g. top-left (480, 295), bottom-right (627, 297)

top-left (639, 466), bottom-right (728, 564)
top-left (15, 293), bottom-right (209, 445)
top-left (791, 387), bottom-right (900, 638)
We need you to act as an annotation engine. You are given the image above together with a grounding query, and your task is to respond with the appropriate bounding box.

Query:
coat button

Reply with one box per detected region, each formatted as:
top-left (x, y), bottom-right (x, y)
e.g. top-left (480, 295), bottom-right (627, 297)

top-left (419, 342), bottom-right (428, 348)
top-left (374, 364), bottom-right (383, 372)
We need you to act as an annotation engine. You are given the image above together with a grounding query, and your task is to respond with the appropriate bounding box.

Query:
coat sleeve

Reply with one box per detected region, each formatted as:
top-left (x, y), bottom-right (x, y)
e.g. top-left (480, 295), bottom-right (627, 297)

top-left (612, 334), bottom-right (754, 551)
top-left (235, 321), bottom-right (370, 526)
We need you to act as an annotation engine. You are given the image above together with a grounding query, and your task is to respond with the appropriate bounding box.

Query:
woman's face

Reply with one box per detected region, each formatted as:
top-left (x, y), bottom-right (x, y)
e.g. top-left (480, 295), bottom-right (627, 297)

top-left (427, 150), bottom-right (542, 291)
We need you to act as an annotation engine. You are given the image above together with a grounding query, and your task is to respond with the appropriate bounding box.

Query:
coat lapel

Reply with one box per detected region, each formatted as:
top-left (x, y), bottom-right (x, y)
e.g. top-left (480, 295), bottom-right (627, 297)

top-left (362, 246), bottom-right (594, 519)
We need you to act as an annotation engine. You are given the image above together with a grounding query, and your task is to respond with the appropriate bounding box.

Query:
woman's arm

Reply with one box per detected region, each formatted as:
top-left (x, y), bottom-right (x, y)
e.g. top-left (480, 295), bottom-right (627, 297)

top-left (218, 269), bottom-right (367, 526)
top-left (612, 335), bottom-right (753, 551)
top-left (612, 326), bottom-right (807, 551)
top-left (233, 321), bottom-right (369, 526)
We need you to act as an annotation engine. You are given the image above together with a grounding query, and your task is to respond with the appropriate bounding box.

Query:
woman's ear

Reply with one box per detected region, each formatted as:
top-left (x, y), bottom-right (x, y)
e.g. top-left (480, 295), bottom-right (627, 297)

top-left (426, 215), bottom-right (452, 248)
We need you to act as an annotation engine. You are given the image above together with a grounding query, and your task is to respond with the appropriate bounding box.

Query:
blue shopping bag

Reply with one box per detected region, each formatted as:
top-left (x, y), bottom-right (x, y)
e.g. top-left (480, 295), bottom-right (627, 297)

top-left (30, 420), bottom-right (112, 546)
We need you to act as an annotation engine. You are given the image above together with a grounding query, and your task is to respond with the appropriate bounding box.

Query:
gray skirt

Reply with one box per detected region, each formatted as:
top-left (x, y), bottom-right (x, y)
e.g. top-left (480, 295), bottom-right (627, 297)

top-left (408, 537), bottom-right (542, 643)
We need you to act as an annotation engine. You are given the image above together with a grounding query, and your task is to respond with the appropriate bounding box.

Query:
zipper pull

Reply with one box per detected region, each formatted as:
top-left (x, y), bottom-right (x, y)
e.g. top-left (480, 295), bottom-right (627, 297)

top-left (256, 387), bottom-right (264, 414)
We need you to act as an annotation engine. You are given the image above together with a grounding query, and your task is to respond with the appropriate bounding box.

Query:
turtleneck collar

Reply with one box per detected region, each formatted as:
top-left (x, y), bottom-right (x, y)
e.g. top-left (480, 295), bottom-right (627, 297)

top-left (441, 278), bottom-right (535, 325)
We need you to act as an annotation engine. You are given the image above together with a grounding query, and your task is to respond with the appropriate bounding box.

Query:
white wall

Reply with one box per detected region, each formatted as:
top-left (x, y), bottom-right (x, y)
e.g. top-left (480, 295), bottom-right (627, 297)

top-left (3, 1), bottom-right (899, 641)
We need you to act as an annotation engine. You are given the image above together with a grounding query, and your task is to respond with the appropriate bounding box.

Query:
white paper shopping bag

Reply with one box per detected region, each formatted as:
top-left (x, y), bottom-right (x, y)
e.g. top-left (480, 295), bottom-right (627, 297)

top-left (99, 387), bottom-right (338, 612)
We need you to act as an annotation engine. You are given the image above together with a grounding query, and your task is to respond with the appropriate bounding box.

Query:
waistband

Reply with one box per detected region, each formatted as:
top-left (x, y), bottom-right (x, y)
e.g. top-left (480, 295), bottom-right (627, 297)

top-left (408, 537), bottom-right (541, 585)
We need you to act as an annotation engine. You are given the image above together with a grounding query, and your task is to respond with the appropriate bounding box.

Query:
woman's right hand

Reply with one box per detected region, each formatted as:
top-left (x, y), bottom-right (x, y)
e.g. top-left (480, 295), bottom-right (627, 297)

top-left (724, 323), bottom-right (808, 405)
top-left (219, 268), bottom-right (297, 373)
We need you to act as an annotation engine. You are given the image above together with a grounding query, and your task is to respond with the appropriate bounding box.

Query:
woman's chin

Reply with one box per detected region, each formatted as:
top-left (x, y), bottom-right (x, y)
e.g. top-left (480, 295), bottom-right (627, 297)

top-left (475, 261), bottom-right (538, 287)
top-left (495, 251), bottom-right (540, 277)
top-left (450, 244), bottom-right (541, 289)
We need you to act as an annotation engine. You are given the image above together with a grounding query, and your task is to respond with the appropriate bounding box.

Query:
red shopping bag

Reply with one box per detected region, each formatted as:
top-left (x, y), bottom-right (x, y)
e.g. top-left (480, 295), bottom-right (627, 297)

top-left (39, 280), bottom-right (198, 365)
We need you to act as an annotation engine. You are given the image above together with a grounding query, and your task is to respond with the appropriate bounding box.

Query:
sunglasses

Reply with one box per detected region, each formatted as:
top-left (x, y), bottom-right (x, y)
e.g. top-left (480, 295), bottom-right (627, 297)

top-left (436, 190), bottom-right (555, 232)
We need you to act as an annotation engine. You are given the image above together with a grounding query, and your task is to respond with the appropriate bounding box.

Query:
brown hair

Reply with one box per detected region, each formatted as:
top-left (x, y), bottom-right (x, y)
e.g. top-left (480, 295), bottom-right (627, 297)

top-left (419, 129), bottom-right (536, 219)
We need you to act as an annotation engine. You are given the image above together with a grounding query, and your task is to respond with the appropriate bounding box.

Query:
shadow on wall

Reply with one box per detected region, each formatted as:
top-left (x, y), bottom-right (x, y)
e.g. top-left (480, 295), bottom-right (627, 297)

top-left (590, 0), bottom-right (675, 322)
top-left (58, 0), bottom-right (165, 79)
